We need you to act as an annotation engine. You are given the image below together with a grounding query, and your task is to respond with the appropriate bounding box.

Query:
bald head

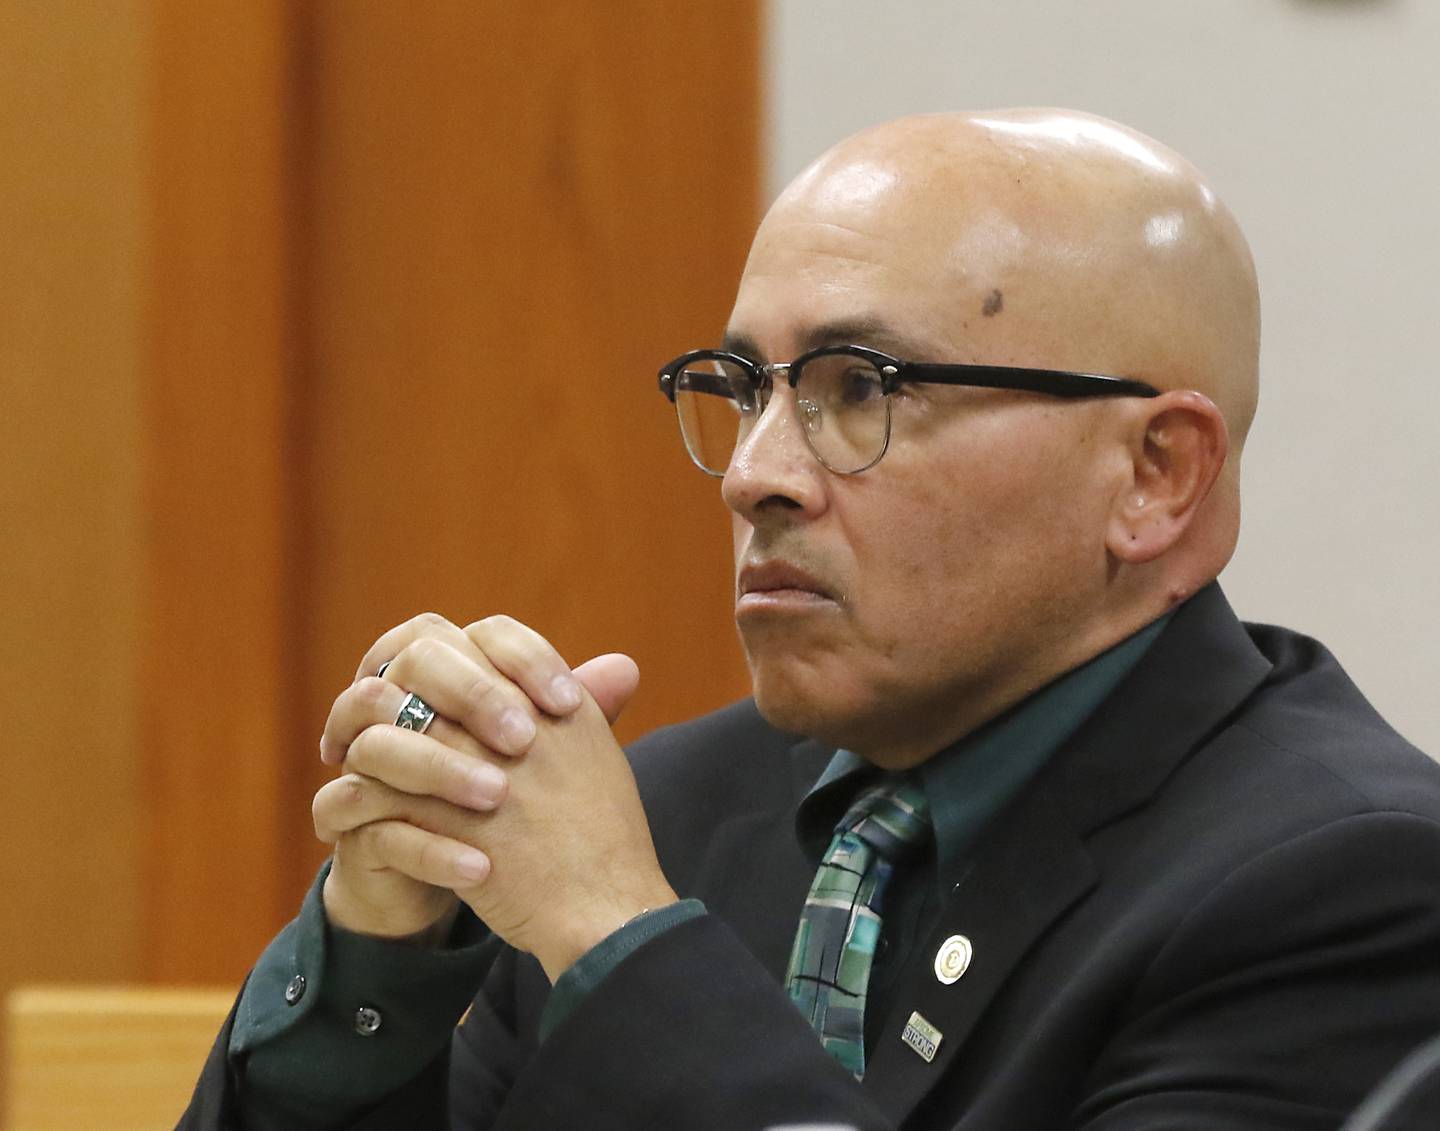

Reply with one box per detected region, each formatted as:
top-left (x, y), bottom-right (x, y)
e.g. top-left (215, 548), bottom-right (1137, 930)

top-left (720, 112), bottom-right (1261, 749)
top-left (723, 112), bottom-right (1258, 754)
top-left (757, 109), bottom-right (1260, 459)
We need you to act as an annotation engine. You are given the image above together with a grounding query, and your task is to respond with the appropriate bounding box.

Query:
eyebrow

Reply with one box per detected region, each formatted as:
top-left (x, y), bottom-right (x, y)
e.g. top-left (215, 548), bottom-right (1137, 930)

top-left (721, 317), bottom-right (941, 362)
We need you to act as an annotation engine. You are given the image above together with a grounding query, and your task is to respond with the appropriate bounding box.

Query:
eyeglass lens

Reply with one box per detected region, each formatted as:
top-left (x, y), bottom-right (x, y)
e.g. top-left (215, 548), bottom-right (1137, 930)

top-left (673, 351), bottom-right (891, 475)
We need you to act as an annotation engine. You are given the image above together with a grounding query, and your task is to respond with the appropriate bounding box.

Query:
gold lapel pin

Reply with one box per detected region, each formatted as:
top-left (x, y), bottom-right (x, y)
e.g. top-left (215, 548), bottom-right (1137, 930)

top-left (934, 934), bottom-right (973, 985)
top-left (901, 1010), bottom-right (944, 1063)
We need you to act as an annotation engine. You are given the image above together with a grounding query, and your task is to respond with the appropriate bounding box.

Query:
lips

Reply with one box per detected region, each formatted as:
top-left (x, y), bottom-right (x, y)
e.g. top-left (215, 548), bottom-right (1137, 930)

top-left (737, 560), bottom-right (835, 601)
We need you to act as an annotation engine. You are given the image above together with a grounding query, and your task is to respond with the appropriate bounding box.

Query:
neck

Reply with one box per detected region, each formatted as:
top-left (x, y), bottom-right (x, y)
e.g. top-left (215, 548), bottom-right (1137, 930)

top-left (849, 601), bottom-right (1177, 770)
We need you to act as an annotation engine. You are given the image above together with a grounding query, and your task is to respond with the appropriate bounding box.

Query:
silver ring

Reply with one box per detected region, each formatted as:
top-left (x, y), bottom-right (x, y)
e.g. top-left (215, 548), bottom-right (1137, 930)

top-left (394, 692), bottom-right (435, 734)
top-left (376, 660), bottom-right (393, 679)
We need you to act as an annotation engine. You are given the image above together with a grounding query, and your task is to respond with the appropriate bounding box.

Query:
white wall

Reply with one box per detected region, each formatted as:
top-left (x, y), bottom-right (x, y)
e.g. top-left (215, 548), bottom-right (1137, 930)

top-left (766, 0), bottom-right (1439, 755)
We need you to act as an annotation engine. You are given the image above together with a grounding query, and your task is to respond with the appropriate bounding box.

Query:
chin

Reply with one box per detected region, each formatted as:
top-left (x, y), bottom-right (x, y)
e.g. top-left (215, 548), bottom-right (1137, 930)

top-left (749, 663), bottom-right (875, 749)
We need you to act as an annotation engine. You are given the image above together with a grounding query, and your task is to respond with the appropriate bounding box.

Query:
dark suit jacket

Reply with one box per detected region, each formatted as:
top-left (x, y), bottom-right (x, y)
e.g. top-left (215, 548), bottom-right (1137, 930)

top-left (184, 586), bottom-right (1440, 1129)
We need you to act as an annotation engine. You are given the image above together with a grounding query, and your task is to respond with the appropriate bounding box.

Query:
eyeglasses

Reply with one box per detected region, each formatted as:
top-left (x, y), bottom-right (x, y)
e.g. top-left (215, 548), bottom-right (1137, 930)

top-left (657, 344), bottom-right (1161, 476)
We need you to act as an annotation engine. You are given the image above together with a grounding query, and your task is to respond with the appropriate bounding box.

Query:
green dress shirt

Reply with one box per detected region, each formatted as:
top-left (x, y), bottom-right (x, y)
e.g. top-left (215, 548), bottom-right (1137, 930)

top-left (232, 614), bottom-right (1167, 1127)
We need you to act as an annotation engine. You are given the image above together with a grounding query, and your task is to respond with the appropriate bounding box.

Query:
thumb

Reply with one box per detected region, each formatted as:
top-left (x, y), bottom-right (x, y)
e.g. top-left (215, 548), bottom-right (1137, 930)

top-left (572, 653), bottom-right (641, 725)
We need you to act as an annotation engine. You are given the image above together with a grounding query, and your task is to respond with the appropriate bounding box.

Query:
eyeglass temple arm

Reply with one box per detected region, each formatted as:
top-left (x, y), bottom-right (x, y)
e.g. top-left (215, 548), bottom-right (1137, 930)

top-left (900, 362), bottom-right (1161, 399)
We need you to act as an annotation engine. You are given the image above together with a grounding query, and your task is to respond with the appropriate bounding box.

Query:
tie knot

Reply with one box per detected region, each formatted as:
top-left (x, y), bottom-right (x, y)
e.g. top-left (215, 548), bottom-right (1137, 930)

top-left (837, 777), bottom-right (932, 861)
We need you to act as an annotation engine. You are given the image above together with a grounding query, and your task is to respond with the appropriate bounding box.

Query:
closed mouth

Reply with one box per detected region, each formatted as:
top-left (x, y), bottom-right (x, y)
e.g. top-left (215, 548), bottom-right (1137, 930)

top-left (737, 561), bottom-right (834, 601)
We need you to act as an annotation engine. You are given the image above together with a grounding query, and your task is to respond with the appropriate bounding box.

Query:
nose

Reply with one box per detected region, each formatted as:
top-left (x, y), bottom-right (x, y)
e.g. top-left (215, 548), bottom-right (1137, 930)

top-left (720, 381), bottom-right (828, 520)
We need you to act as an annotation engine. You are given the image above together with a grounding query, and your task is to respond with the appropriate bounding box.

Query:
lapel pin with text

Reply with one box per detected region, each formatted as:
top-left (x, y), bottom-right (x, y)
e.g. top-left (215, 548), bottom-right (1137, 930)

top-left (901, 1011), bottom-right (944, 1063)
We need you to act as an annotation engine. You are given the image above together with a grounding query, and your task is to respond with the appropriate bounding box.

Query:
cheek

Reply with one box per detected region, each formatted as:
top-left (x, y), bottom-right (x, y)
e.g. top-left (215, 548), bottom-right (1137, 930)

top-left (837, 487), bottom-right (972, 655)
top-left (844, 416), bottom-right (1103, 621)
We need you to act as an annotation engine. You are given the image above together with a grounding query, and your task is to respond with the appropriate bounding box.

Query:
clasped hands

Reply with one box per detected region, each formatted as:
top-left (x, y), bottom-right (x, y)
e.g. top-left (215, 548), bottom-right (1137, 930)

top-left (312, 613), bottom-right (678, 983)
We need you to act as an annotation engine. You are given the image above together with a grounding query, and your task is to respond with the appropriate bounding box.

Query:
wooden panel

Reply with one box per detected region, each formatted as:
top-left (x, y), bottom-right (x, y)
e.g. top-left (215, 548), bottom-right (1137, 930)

top-left (0, 0), bottom-right (151, 1104)
top-left (284, 0), bottom-right (761, 897)
top-left (5, 985), bottom-right (235, 1131)
top-left (139, 0), bottom-right (298, 981)
top-left (0, 0), bottom-right (760, 1017)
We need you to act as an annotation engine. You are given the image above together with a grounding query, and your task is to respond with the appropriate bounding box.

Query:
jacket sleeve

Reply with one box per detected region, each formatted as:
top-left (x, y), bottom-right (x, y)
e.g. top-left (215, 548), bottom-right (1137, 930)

top-left (472, 913), bottom-right (897, 1131)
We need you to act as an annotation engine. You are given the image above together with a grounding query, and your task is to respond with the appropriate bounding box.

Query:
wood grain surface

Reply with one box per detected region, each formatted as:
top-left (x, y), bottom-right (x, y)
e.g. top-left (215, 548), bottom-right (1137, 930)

top-left (0, 0), bottom-right (760, 1095)
top-left (5, 986), bottom-right (234, 1131)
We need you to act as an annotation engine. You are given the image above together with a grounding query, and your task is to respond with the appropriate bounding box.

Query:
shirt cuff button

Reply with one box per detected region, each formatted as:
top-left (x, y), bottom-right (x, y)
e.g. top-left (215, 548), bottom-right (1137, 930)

top-left (354, 1005), bottom-right (383, 1037)
top-left (284, 974), bottom-right (307, 1006)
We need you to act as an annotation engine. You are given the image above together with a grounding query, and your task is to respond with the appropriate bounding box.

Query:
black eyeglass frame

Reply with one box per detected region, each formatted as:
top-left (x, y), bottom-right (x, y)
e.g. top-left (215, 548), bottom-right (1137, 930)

top-left (657, 344), bottom-right (1162, 475)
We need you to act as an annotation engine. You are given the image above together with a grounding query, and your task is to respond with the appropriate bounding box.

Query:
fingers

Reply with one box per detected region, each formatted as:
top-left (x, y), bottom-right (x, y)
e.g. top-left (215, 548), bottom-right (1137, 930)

top-left (314, 771), bottom-right (495, 844)
top-left (339, 818), bottom-right (491, 887)
top-left (341, 725), bottom-right (508, 811)
top-left (355, 611), bottom-right (487, 685)
top-left (572, 653), bottom-right (641, 725)
top-left (352, 613), bottom-right (596, 765)
top-left (357, 611), bottom-right (584, 719)
top-left (320, 674), bottom-right (489, 767)
top-left (381, 636), bottom-right (541, 757)
top-left (464, 615), bottom-right (585, 716)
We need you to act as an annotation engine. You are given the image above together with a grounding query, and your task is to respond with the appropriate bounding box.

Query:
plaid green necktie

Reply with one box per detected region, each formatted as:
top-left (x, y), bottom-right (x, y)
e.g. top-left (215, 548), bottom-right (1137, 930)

top-left (784, 777), bottom-right (932, 1078)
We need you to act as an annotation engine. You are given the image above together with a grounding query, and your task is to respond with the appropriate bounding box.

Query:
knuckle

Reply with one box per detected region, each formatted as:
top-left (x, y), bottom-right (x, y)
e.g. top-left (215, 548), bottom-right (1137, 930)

top-left (479, 613), bottom-right (517, 635)
top-left (354, 676), bottom-right (391, 708)
top-left (423, 742), bottom-right (456, 786)
top-left (412, 836), bottom-right (441, 878)
top-left (312, 776), bottom-right (365, 840)
top-left (350, 821), bottom-right (382, 853)
top-left (460, 670), bottom-right (501, 711)
top-left (404, 635), bottom-right (447, 667)
top-left (346, 725), bottom-right (383, 768)
top-left (337, 773), bottom-right (367, 808)
top-left (481, 615), bottom-right (549, 659)
top-left (356, 644), bottom-right (386, 682)
top-left (412, 611), bottom-right (450, 631)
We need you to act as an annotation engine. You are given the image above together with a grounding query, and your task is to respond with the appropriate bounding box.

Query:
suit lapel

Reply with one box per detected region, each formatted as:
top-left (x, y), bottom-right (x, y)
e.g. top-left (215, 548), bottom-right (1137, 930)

top-left (862, 584), bottom-right (1274, 1123)
top-left (863, 783), bottom-right (1095, 1122)
top-left (1042, 584), bottom-right (1273, 837)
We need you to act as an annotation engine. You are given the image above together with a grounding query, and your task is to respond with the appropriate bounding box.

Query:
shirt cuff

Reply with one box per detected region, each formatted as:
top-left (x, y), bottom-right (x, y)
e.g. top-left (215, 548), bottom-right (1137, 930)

top-left (538, 899), bottom-right (707, 1042)
top-left (230, 860), bottom-right (499, 1125)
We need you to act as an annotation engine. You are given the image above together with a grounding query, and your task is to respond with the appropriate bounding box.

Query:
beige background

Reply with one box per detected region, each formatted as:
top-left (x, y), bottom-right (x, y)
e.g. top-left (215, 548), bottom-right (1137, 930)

top-left (766, 0), bottom-right (1439, 757)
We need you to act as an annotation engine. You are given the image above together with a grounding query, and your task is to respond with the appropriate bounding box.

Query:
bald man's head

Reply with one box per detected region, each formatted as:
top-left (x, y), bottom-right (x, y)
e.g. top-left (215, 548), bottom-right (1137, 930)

top-left (721, 111), bottom-right (1257, 759)
top-left (763, 110), bottom-right (1259, 455)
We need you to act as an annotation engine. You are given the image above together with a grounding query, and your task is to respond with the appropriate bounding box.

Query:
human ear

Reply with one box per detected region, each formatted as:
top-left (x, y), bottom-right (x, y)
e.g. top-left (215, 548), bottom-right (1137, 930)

top-left (1106, 391), bottom-right (1229, 564)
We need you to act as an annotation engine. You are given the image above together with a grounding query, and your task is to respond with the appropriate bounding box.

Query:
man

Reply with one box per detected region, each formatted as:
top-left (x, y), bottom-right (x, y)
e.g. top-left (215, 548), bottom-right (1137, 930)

top-left (184, 110), bottom-right (1440, 1129)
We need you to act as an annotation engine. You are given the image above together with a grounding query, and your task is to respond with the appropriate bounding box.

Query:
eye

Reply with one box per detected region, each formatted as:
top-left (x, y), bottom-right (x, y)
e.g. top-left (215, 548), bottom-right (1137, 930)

top-left (837, 367), bottom-right (886, 406)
